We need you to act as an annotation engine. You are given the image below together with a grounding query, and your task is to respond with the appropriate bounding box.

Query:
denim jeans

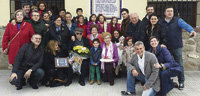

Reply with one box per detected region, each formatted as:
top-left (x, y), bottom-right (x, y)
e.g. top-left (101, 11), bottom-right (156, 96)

top-left (127, 71), bottom-right (157, 96)
top-left (169, 48), bottom-right (185, 83)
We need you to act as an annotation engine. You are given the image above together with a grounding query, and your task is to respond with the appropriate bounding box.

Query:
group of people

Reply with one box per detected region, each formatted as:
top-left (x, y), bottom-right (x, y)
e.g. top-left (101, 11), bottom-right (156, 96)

top-left (2, 1), bottom-right (197, 96)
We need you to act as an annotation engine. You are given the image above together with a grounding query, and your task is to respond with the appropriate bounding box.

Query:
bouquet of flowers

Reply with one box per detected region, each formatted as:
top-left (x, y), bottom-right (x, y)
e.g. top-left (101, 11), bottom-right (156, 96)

top-left (69, 46), bottom-right (90, 74)
top-left (72, 46), bottom-right (90, 59)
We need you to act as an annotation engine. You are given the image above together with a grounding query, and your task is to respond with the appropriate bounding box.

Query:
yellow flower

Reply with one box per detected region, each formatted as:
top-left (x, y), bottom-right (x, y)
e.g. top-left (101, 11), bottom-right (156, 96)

top-left (78, 50), bottom-right (82, 53)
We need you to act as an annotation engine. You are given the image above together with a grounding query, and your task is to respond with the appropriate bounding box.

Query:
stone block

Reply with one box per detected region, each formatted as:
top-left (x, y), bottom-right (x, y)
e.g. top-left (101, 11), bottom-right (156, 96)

top-left (184, 60), bottom-right (199, 71)
top-left (197, 41), bottom-right (200, 53)
top-left (183, 44), bottom-right (195, 52)
top-left (185, 38), bottom-right (195, 45)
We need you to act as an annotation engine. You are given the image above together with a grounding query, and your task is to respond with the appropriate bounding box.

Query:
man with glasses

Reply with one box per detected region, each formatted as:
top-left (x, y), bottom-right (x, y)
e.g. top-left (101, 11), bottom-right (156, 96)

top-left (126, 13), bottom-right (145, 42)
top-left (69, 28), bottom-right (91, 86)
top-left (28, 11), bottom-right (47, 46)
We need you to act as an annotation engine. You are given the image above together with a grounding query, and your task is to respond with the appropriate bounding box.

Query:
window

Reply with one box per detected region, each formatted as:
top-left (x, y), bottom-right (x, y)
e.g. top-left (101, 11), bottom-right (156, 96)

top-left (148, 0), bottom-right (199, 27)
top-left (10, 0), bottom-right (65, 18)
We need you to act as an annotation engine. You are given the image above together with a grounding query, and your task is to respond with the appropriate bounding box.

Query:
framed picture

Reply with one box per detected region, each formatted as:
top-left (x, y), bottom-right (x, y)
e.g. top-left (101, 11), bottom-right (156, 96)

top-left (91, 0), bottom-right (122, 19)
top-left (55, 57), bottom-right (69, 68)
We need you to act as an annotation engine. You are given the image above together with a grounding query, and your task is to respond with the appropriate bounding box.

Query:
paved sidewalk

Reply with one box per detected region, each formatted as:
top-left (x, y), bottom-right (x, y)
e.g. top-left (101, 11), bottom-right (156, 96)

top-left (1, 70), bottom-right (200, 96)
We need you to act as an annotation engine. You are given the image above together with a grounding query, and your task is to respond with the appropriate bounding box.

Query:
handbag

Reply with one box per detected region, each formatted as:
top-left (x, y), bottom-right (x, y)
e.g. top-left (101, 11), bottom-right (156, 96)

top-left (55, 57), bottom-right (69, 68)
top-left (5, 22), bottom-right (26, 55)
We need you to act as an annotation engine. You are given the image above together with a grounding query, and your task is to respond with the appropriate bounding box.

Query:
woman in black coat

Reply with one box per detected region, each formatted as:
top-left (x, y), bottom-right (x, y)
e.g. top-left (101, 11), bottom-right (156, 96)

top-left (145, 13), bottom-right (166, 50)
top-left (48, 16), bottom-right (72, 57)
top-left (43, 40), bottom-right (73, 87)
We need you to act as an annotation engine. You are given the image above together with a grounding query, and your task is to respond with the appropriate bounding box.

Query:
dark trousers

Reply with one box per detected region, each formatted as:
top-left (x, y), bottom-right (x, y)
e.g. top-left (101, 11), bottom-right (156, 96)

top-left (103, 63), bottom-right (114, 83)
top-left (11, 68), bottom-right (44, 87)
top-left (169, 48), bottom-right (184, 83)
top-left (79, 59), bottom-right (89, 82)
top-left (160, 69), bottom-right (180, 95)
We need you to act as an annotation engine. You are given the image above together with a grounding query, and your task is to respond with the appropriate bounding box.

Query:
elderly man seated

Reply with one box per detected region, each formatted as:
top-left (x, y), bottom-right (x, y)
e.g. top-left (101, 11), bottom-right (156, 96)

top-left (121, 41), bottom-right (160, 96)
top-left (68, 28), bottom-right (91, 86)
top-left (9, 34), bottom-right (44, 90)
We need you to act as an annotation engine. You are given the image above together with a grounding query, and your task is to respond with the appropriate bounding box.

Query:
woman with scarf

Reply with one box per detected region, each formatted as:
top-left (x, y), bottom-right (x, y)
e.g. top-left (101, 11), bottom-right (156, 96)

top-left (100, 32), bottom-right (118, 86)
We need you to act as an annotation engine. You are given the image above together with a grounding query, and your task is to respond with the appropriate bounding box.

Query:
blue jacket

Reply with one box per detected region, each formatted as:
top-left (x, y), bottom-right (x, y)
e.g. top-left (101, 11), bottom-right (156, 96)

top-left (90, 46), bottom-right (102, 66)
top-left (149, 44), bottom-right (181, 72)
top-left (159, 17), bottom-right (194, 49)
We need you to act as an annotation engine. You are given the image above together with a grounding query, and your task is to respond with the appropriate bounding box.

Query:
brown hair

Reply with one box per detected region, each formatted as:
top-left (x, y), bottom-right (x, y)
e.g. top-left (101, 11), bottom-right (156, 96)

top-left (31, 5), bottom-right (38, 11)
top-left (46, 40), bottom-right (60, 55)
top-left (90, 24), bottom-right (99, 32)
top-left (77, 15), bottom-right (84, 23)
top-left (37, 1), bottom-right (47, 11)
top-left (110, 17), bottom-right (118, 26)
top-left (149, 36), bottom-right (159, 41)
top-left (14, 9), bottom-right (26, 18)
top-left (102, 32), bottom-right (112, 39)
top-left (97, 14), bottom-right (106, 22)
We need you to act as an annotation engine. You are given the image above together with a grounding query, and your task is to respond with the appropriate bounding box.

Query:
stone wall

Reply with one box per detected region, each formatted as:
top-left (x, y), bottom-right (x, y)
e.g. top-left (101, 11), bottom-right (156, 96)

top-left (0, 26), bottom-right (8, 69)
top-left (0, 26), bottom-right (200, 70)
top-left (182, 28), bottom-right (200, 71)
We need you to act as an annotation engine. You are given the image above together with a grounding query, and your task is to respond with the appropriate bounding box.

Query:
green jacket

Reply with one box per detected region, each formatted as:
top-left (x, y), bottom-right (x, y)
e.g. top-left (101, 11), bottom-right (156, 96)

top-left (28, 19), bottom-right (47, 46)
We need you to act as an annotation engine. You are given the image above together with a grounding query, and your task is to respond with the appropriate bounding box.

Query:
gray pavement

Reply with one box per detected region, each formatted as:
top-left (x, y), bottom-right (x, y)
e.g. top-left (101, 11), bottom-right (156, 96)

top-left (0, 70), bottom-right (200, 96)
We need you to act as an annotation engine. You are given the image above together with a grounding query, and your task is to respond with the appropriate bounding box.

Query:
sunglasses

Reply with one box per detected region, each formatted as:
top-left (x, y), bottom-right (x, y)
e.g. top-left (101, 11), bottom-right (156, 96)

top-left (76, 33), bottom-right (82, 35)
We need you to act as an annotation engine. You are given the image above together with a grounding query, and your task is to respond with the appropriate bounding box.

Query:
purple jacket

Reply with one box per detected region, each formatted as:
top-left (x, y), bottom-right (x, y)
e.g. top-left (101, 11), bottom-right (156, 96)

top-left (107, 23), bottom-right (121, 34)
top-left (100, 42), bottom-right (119, 63)
top-left (87, 22), bottom-right (102, 35)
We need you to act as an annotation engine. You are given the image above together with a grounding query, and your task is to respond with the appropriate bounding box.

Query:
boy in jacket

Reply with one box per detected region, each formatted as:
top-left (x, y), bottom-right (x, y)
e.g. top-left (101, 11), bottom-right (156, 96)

top-left (89, 38), bottom-right (102, 85)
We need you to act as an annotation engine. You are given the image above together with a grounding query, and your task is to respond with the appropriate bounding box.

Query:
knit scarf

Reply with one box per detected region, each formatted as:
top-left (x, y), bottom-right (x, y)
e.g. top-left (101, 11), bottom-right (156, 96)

top-left (90, 34), bottom-right (98, 41)
top-left (101, 42), bottom-right (115, 73)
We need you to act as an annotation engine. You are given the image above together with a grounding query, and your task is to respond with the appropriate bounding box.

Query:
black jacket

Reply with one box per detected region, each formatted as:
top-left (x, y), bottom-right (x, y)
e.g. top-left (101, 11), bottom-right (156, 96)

top-left (49, 24), bottom-right (71, 56)
top-left (144, 24), bottom-right (166, 50)
top-left (142, 15), bottom-right (149, 27)
top-left (12, 43), bottom-right (44, 73)
top-left (27, 19), bottom-right (47, 46)
top-left (126, 20), bottom-right (146, 42)
top-left (69, 36), bottom-right (91, 50)
top-left (43, 50), bottom-right (70, 81)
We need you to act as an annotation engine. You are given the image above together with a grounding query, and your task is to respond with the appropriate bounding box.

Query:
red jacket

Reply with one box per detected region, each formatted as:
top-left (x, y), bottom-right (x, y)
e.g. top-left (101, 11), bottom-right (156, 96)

top-left (107, 23), bottom-right (121, 34)
top-left (2, 21), bottom-right (34, 64)
top-left (77, 23), bottom-right (87, 37)
top-left (87, 34), bottom-right (103, 46)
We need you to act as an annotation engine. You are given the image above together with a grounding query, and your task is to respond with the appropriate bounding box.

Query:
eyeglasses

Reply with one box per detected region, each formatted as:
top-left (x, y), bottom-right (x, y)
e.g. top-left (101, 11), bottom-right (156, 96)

top-left (32, 15), bottom-right (40, 17)
top-left (76, 33), bottom-right (82, 35)
top-left (55, 20), bottom-right (62, 22)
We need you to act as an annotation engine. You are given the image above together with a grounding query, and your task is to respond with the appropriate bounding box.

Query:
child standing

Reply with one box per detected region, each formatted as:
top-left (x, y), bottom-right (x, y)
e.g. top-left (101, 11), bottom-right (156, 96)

top-left (123, 37), bottom-right (135, 66)
top-left (89, 38), bottom-right (102, 85)
top-left (115, 36), bottom-right (125, 77)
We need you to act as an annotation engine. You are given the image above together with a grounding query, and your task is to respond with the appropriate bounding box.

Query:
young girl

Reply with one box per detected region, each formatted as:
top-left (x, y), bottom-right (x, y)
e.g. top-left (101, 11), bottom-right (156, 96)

top-left (115, 36), bottom-right (125, 77)
top-left (112, 30), bottom-right (121, 44)
top-left (77, 15), bottom-right (87, 37)
top-left (107, 17), bottom-right (121, 34)
top-left (38, 1), bottom-right (47, 15)
top-left (87, 14), bottom-right (102, 34)
top-left (123, 37), bottom-right (135, 66)
top-left (97, 14), bottom-right (107, 32)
